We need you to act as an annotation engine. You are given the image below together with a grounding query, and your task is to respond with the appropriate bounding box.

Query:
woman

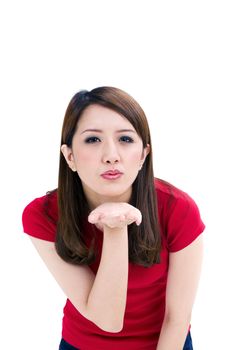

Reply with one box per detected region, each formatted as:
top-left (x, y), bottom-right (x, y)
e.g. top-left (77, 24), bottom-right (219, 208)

top-left (22, 86), bottom-right (205, 350)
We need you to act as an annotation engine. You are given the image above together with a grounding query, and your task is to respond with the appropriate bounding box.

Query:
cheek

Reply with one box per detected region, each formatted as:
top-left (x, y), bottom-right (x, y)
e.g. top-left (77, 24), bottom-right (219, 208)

top-left (75, 149), bottom-right (96, 163)
top-left (129, 149), bottom-right (143, 163)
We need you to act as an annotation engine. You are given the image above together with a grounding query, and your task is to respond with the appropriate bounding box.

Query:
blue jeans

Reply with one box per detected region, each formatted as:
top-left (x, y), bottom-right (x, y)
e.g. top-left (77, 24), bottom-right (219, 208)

top-left (59, 339), bottom-right (80, 350)
top-left (59, 331), bottom-right (193, 350)
top-left (183, 332), bottom-right (193, 350)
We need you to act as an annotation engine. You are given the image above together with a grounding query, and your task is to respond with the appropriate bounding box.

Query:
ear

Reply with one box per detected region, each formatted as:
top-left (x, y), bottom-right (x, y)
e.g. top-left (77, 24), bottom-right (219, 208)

top-left (141, 143), bottom-right (150, 162)
top-left (60, 144), bottom-right (77, 172)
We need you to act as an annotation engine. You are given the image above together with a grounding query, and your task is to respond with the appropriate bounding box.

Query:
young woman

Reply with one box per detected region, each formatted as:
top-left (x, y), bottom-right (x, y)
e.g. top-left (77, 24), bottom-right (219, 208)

top-left (22, 86), bottom-right (205, 350)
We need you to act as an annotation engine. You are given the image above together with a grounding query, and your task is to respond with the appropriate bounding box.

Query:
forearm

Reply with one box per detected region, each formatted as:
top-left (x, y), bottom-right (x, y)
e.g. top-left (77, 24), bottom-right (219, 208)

top-left (156, 316), bottom-right (190, 350)
top-left (86, 226), bottom-right (129, 332)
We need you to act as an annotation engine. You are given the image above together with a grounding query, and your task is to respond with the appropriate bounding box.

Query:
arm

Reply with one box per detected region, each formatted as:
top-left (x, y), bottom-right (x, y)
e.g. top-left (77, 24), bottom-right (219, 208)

top-left (156, 234), bottom-right (204, 350)
top-left (86, 226), bottom-right (128, 332)
top-left (29, 202), bottom-right (141, 333)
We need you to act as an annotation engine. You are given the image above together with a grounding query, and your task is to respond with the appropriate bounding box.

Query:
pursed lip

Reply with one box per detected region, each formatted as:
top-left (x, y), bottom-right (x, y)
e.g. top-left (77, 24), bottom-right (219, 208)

top-left (101, 169), bottom-right (123, 175)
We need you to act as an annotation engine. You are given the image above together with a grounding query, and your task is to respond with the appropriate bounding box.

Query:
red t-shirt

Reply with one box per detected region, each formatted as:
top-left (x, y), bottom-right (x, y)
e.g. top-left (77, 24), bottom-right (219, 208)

top-left (22, 178), bottom-right (205, 350)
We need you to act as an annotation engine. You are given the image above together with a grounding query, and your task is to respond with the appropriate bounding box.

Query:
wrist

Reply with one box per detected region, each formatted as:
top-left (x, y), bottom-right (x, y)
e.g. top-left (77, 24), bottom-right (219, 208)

top-left (103, 225), bottom-right (128, 236)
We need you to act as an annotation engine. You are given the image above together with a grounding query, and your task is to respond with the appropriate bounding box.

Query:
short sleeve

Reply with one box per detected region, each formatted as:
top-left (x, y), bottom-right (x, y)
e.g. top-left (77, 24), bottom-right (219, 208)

top-left (166, 193), bottom-right (205, 252)
top-left (22, 197), bottom-right (56, 242)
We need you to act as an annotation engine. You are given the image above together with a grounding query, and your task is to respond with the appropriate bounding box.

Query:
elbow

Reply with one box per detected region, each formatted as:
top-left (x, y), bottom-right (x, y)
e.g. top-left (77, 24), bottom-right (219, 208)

top-left (93, 316), bottom-right (124, 333)
top-left (97, 322), bottom-right (123, 333)
top-left (84, 302), bottom-right (125, 333)
top-left (84, 308), bottom-right (124, 333)
top-left (91, 315), bottom-right (124, 333)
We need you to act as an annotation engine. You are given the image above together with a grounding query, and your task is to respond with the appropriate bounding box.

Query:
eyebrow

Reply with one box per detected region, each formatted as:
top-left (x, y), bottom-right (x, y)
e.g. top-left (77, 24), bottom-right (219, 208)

top-left (80, 128), bottom-right (136, 134)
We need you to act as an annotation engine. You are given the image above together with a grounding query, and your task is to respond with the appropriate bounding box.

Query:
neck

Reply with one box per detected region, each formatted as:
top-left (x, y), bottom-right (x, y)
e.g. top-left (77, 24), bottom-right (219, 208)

top-left (86, 191), bottom-right (132, 211)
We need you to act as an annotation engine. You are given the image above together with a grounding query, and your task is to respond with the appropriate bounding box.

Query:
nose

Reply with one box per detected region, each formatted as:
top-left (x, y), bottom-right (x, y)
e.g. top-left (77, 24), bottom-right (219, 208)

top-left (102, 140), bottom-right (120, 164)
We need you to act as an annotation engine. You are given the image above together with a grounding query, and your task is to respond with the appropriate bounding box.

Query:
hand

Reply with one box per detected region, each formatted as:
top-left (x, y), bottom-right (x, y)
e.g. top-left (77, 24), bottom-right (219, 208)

top-left (88, 202), bottom-right (142, 230)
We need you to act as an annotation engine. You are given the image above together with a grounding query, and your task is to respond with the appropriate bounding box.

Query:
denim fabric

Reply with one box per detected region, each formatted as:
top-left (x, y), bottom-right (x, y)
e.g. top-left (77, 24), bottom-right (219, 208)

top-left (59, 332), bottom-right (193, 350)
top-left (59, 338), bottom-right (80, 350)
top-left (183, 332), bottom-right (193, 350)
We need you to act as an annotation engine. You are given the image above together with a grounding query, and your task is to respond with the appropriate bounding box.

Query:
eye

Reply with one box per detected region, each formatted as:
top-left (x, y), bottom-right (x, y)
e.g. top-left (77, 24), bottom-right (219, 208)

top-left (119, 136), bottom-right (134, 143)
top-left (84, 136), bottom-right (101, 143)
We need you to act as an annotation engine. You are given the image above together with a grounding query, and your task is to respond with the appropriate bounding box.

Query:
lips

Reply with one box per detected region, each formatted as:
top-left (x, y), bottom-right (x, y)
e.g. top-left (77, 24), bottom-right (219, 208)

top-left (101, 169), bottom-right (123, 175)
top-left (100, 169), bottom-right (123, 180)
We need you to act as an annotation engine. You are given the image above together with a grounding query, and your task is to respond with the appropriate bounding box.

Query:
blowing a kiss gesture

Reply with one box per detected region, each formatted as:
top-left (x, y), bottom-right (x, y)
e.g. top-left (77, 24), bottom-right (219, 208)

top-left (88, 202), bottom-right (142, 231)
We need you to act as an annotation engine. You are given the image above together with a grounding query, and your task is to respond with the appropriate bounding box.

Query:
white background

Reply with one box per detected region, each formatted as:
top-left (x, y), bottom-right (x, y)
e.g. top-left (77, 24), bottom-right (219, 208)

top-left (1, 1), bottom-right (231, 349)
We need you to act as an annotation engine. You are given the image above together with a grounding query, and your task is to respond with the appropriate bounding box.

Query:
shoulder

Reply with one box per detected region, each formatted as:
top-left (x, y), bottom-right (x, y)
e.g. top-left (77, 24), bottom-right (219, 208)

top-left (155, 177), bottom-right (200, 214)
top-left (155, 177), bottom-right (191, 201)
top-left (154, 178), bottom-right (205, 252)
top-left (22, 190), bottom-right (58, 242)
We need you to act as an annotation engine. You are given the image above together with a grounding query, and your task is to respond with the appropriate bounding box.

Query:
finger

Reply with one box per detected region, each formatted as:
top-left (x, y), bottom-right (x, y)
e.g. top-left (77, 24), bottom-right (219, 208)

top-left (135, 212), bottom-right (142, 226)
top-left (88, 212), bottom-right (103, 223)
top-left (88, 213), bottom-right (97, 223)
top-left (125, 210), bottom-right (141, 225)
top-left (119, 214), bottom-right (126, 221)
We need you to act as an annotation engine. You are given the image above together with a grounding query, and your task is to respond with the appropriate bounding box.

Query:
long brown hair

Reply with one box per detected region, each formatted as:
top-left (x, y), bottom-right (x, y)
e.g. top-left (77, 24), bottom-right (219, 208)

top-left (55, 87), bottom-right (161, 267)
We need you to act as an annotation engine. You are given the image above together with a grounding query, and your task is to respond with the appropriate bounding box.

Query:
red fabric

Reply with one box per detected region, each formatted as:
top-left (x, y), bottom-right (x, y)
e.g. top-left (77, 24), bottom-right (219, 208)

top-left (22, 178), bottom-right (205, 350)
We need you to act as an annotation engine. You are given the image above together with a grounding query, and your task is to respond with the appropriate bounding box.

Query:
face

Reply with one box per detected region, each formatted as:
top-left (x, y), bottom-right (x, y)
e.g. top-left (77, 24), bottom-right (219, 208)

top-left (61, 104), bottom-right (150, 209)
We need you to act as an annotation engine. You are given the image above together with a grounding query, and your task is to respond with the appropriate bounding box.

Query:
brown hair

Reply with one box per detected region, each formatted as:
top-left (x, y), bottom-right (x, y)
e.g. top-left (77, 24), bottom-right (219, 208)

top-left (55, 86), bottom-right (161, 267)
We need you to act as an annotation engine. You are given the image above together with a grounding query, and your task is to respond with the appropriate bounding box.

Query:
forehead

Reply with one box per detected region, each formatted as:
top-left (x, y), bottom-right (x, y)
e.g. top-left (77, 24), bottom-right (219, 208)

top-left (77, 104), bottom-right (135, 130)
